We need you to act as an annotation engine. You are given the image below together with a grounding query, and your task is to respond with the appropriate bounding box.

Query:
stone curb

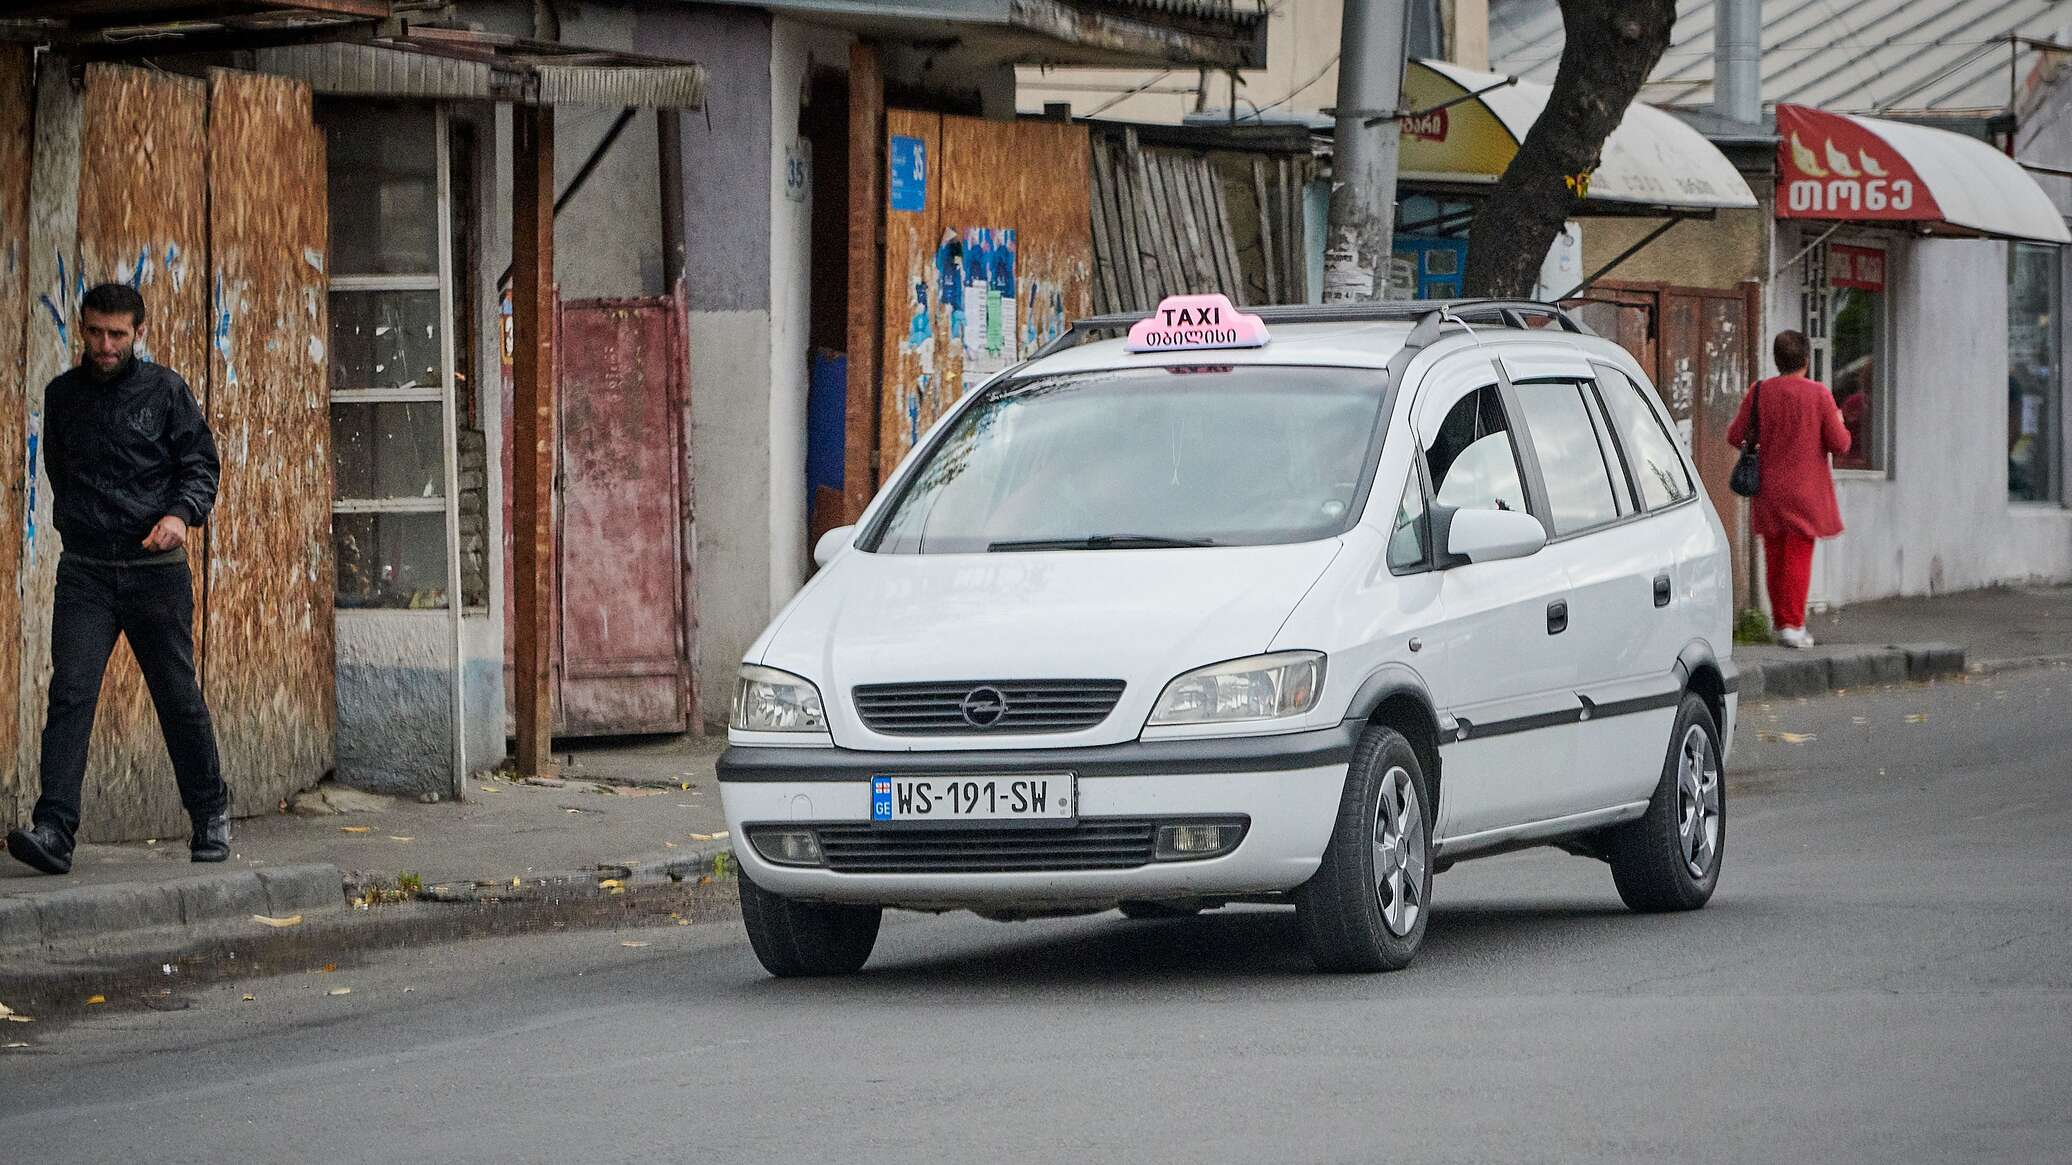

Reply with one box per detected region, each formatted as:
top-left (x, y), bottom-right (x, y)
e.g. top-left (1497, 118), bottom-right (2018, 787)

top-left (1967, 651), bottom-right (2072, 677)
top-left (1740, 642), bottom-right (1967, 702)
top-left (0, 864), bottom-right (344, 952)
top-left (412, 840), bottom-right (734, 904)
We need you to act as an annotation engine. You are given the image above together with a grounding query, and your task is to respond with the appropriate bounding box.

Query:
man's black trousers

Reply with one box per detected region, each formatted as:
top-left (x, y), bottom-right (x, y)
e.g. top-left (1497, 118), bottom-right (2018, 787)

top-left (33, 556), bottom-right (228, 842)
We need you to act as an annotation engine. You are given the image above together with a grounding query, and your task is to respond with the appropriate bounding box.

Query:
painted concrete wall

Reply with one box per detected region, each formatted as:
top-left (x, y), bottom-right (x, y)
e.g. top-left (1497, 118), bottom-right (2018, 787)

top-left (1769, 226), bottom-right (2072, 607)
top-left (657, 5), bottom-right (776, 723)
top-left (1582, 206), bottom-right (1768, 293)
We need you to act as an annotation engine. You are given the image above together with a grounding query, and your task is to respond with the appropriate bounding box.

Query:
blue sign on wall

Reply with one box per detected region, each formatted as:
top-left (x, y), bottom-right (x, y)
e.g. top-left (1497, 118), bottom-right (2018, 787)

top-left (890, 135), bottom-right (926, 213)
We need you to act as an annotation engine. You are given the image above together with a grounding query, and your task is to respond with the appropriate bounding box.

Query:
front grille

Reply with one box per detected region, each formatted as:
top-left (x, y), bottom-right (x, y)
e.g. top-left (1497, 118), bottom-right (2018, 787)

top-left (853, 680), bottom-right (1127, 735)
top-left (814, 819), bottom-right (1157, 873)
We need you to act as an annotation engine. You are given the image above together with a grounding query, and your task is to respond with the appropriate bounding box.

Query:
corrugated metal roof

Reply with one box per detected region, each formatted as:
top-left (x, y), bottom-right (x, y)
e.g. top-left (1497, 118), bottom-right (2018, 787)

top-left (1489, 0), bottom-right (2068, 116)
top-left (1078, 0), bottom-right (1267, 26)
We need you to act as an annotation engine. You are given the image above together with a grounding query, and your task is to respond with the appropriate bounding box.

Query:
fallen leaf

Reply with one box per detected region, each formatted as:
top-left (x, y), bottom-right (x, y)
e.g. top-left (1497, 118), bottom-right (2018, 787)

top-left (85, 996), bottom-right (105, 1006)
top-left (1757, 731), bottom-right (1817, 744)
top-left (598, 878), bottom-right (625, 891)
top-left (680, 782), bottom-right (692, 791)
top-left (608, 785), bottom-right (665, 798)
top-left (690, 832), bottom-right (717, 841)
top-left (340, 826), bottom-right (371, 834)
top-left (3, 1042), bottom-right (29, 1050)
top-left (389, 836), bottom-right (415, 842)
top-left (511, 877), bottom-right (523, 887)
top-left (240, 994), bottom-right (256, 1002)
top-left (327, 987), bottom-right (352, 997)
top-left (145, 838), bottom-right (157, 845)
top-left (2, 1015), bottom-right (29, 1024)
top-left (620, 940), bottom-right (650, 948)
top-left (477, 785), bottom-right (502, 794)
top-left (1851, 717), bottom-right (1870, 725)
top-left (663, 840), bottom-right (677, 848)
top-left (319, 963), bottom-right (337, 974)
top-left (251, 914), bottom-right (304, 928)
top-left (1905, 713), bottom-right (1928, 724)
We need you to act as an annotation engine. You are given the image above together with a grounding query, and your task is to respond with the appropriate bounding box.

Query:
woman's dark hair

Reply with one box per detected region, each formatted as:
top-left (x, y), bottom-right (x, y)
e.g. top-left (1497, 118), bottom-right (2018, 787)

top-left (1773, 329), bottom-right (1810, 374)
top-left (81, 283), bottom-right (146, 327)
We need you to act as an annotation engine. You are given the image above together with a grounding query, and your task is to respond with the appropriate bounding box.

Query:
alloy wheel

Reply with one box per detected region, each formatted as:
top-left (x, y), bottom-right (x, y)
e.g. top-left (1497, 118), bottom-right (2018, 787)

top-left (1371, 765), bottom-right (1426, 936)
top-left (1677, 724), bottom-right (1722, 878)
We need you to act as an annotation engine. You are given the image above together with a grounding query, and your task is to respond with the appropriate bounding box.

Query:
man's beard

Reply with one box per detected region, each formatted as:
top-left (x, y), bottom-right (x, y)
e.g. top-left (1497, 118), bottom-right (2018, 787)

top-left (85, 347), bottom-right (135, 382)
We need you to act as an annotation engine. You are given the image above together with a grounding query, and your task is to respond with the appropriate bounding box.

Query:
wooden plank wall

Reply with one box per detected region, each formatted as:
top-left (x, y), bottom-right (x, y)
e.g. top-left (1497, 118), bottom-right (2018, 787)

top-left (0, 46), bottom-right (31, 820)
top-left (204, 69), bottom-right (335, 821)
top-left (1087, 132), bottom-right (1311, 315)
top-left (876, 113), bottom-right (1093, 474)
top-left (71, 64), bottom-right (211, 839)
top-left (13, 57), bottom-right (82, 829)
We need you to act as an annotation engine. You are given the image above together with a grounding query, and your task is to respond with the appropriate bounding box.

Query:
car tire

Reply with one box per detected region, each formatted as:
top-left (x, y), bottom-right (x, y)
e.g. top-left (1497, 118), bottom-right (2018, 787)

top-left (1295, 725), bottom-right (1433, 973)
top-left (738, 867), bottom-right (882, 977)
top-left (1117, 900), bottom-right (1204, 919)
top-left (1606, 693), bottom-right (1725, 912)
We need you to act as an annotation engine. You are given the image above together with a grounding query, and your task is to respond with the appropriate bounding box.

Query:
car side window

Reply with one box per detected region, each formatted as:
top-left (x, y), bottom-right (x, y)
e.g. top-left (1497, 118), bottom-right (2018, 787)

top-left (1597, 367), bottom-right (1695, 510)
top-left (1386, 468), bottom-right (1429, 572)
top-left (1425, 385), bottom-right (1529, 515)
top-left (1511, 380), bottom-right (1624, 536)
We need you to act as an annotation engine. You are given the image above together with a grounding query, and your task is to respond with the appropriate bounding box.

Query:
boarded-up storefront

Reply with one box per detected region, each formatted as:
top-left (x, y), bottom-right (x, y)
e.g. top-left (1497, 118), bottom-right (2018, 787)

top-left (876, 113), bottom-right (1095, 471)
top-left (3, 58), bottom-right (332, 841)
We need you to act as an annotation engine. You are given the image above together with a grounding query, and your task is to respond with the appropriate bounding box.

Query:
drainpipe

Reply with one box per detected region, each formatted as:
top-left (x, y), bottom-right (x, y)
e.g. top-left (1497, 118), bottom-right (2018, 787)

top-left (1714, 0), bottom-right (1761, 125)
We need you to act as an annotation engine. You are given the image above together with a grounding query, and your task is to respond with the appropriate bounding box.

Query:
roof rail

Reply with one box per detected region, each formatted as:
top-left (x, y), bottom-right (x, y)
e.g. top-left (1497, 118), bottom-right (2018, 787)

top-left (1032, 297), bottom-right (1593, 360)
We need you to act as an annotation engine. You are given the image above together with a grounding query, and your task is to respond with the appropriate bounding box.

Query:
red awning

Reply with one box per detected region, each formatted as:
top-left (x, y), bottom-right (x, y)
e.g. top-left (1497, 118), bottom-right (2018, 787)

top-left (1776, 104), bottom-right (2067, 244)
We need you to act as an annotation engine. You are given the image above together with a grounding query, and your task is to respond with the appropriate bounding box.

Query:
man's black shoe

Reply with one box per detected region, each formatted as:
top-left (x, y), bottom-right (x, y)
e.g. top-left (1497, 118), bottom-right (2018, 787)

top-left (5, 823), bottom-right (74, 875)
top-left (190, 811), bottom-right (231, 863)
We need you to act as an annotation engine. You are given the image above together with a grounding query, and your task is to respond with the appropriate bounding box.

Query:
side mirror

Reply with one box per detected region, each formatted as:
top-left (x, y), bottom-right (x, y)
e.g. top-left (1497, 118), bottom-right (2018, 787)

top-left (813, 525), bottom-right (856, 569)
top-left (1446, 508), bottom-right (1546, 564)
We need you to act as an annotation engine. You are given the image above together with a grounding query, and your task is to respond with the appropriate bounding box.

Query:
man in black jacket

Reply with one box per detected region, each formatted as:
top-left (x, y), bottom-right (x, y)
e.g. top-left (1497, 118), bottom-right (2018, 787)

top-left (5, 283), bottom-right (230, 874)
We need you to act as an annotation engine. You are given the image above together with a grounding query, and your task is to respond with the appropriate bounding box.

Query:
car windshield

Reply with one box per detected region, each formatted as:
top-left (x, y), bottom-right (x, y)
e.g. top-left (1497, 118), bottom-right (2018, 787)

top-left (867, 365), bottom-right (1388, 554)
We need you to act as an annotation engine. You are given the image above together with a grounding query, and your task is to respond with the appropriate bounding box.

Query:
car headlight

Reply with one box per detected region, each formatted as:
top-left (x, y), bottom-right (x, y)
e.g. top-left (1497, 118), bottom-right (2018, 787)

top-left (731, 665), bottom-right (828, 732)
top-left (1147, 651), bottom-right (1325, 727)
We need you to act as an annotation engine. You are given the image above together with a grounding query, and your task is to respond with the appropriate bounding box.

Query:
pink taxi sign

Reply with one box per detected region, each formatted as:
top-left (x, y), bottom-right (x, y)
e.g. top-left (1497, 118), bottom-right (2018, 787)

top-left (1125, 293), bottom-right (1270, 354)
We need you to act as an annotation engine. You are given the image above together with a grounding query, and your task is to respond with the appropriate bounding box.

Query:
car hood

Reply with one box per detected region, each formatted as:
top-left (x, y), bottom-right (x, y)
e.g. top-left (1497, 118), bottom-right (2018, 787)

top-left (757, 541), bottom-right (1343, 749)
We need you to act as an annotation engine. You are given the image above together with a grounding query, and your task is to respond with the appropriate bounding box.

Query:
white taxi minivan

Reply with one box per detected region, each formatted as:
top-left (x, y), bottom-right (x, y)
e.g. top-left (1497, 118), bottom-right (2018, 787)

top-left (719, 295), bottom-right (1735, 976)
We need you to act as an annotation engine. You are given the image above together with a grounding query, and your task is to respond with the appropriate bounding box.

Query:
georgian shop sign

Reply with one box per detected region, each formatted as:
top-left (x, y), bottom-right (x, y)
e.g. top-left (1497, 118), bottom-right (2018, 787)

top-left (1774, 103), bottom-right (2069, 244)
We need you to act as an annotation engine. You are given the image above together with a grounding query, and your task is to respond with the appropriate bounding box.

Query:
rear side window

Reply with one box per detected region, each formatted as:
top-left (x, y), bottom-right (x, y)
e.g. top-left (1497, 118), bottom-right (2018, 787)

top-left (1597, 367), bottom-right (1695, 510)
top-left (1512, 381), bottom-right (1623, 536)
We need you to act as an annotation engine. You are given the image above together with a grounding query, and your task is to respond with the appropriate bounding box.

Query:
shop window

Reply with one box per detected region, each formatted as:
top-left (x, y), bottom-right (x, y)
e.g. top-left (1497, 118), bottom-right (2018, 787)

top-left (2009, 242), bottom-right (2061, 504)
top-left (318, 100), bottom-right (459, 610)
top-left (1803, 241), bottom-right (1886, 472)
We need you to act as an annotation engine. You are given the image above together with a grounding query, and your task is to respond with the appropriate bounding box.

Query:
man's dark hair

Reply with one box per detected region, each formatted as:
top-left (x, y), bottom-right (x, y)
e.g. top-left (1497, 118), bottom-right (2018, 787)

top-left (1773, 330), bottom-right (1810, 375)
top-left (81, 283), bottom-right (146, 327)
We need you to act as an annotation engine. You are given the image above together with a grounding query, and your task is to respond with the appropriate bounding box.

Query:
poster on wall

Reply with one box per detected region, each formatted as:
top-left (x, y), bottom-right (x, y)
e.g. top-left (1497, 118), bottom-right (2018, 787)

top-left (890, 135), bottom-right (927, 213)
top-left (960, 227), bottom-right (1017, 390)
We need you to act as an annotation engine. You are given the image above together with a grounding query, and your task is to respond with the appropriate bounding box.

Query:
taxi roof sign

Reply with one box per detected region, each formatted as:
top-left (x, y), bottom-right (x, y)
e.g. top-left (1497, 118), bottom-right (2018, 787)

top-left (1125, 293), bottom-right (1270, 354)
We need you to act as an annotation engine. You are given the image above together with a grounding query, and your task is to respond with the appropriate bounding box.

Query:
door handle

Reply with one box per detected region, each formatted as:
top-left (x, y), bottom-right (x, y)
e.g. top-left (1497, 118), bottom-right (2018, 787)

top-left (1654, 573), bottom-right (1673, 608)
top-left (1547, 599), bottom-right (1568, 635)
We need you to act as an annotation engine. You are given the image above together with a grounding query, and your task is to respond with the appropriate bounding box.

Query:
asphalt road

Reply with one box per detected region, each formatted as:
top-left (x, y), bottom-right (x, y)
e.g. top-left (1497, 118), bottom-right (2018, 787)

top-left (4, 668), bottom-right (2069, 1164)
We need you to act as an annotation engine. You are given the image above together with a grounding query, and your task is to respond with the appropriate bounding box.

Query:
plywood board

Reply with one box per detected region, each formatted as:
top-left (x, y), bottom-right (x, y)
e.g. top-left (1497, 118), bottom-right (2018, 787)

top-left (71, 63), bottom-right (210, 839)
top-left (876, 113), bottom-right (1093, 475)
top-left (203, 69), bottom-right (335, 823)
top-left (0, 46), bottom-right (32, 818)
top-left (878, 109), bottom-right (941, 470)
top-left (13, 57), bottom-right (82, 829)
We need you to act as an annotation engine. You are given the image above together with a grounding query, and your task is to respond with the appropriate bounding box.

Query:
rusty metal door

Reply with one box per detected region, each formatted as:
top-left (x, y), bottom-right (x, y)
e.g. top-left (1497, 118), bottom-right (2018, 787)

top-left (552, 295), bottom-right (693, 735)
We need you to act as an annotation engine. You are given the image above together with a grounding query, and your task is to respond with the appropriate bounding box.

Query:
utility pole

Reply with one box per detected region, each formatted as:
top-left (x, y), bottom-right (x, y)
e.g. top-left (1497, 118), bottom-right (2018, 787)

top-left (1324, 0), bottom-right (1412, 302)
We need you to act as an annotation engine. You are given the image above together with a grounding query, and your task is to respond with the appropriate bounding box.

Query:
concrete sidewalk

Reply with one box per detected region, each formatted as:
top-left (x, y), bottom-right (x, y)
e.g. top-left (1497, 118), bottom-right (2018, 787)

top-left (3, 585), bottom-right (2067, 963)
top-left (1736, 584), bottom-right (2072, 698)
top-left (3, 734), bottom-right (730, 957)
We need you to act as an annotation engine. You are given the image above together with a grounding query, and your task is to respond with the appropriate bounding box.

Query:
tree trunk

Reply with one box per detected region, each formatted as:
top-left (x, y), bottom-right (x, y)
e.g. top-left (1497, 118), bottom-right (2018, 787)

top-left (1462, 0), bottom-right (1675, 298)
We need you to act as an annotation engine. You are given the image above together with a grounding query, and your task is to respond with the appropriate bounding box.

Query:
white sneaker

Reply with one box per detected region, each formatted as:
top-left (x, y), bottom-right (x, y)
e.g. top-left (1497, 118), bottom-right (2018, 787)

top-left (1777, 626), bottom-right (1815, 649)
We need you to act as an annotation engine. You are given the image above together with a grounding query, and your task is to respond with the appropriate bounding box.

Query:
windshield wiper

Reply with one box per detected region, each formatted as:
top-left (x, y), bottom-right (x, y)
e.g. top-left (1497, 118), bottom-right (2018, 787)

top-left (987, 534), bottom-right (1218, 552)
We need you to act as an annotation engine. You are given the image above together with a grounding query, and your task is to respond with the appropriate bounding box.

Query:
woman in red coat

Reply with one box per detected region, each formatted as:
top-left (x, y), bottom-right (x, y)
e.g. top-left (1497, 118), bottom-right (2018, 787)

top-left (1726, 330), bottom-right (1851, 648)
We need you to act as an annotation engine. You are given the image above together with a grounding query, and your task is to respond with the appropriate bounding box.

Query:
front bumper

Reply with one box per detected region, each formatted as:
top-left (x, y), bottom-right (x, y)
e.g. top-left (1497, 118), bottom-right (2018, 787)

top-left (717, 723), bottom-right (1359, 909)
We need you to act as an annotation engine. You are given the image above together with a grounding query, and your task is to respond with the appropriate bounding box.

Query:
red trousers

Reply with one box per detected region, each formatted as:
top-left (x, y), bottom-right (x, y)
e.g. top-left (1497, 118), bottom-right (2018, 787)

top-left (1763, 532), bottom-right (1815, 630)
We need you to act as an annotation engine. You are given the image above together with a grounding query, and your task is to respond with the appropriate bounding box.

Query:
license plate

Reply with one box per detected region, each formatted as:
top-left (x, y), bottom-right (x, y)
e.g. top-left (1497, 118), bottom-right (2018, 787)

top-left (870, 774), bottom-right (1075, 823)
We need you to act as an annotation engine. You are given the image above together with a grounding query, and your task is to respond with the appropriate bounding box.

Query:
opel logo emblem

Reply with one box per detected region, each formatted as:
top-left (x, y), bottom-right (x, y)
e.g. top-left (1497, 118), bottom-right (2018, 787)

top-left (960, 686), bottom-right (1008, 728)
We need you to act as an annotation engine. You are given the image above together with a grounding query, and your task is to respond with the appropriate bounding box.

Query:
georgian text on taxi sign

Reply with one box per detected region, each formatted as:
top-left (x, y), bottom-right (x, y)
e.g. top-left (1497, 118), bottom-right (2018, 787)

top-left (1126, 293), bottom-right (1271, 354)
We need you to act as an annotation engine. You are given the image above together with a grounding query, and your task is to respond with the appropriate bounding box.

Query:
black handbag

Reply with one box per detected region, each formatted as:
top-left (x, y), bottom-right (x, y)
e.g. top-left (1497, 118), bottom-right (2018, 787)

top-left (1729, 380), bottom-right (1761, 498)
